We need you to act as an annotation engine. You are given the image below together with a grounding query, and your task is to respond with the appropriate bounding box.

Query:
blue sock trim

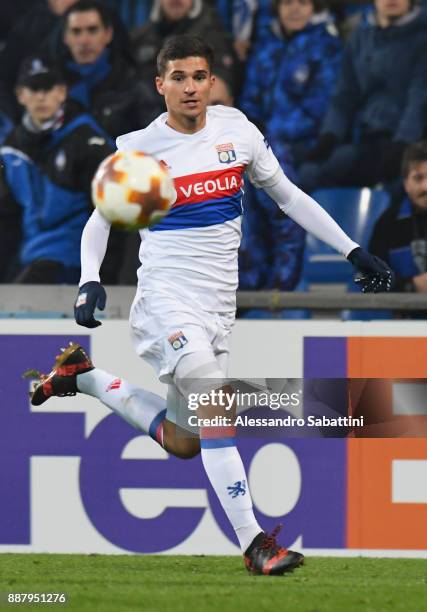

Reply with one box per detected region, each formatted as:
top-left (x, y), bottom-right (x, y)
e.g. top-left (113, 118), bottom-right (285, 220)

top-left (200, 438), bottom-right (236, 449)
top-left (148, 409), bottom-right (167, 440)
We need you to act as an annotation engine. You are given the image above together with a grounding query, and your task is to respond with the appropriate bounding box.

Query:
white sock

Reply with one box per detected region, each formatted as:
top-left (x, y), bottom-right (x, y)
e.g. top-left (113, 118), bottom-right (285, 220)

top-left (200, 440), bottom-right (262, 552)
top-left (77, 369), bottom-right (166, 445)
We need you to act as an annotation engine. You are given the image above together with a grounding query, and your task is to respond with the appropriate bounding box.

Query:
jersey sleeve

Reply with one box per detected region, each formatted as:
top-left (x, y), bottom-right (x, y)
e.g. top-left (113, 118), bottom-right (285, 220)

top-left (116, 135), bottom-right (126, 151)
top-left (116, 132), bottom-right (133, 152)
top-left (246, 121), bottom-right (282, 188)
top-left (264, 171), bottom-right (359, 257)
top-left (116, 129), bottom-right (145, 152)
top-left (79, 208), bottom-right (112, 286)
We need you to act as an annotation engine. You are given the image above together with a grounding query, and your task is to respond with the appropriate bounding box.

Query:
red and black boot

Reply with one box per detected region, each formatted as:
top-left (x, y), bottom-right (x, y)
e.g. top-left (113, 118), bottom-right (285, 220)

top-left (24, 342), bottom-right (94, 406)
top-left (244, 525), bottom-right (304, 576)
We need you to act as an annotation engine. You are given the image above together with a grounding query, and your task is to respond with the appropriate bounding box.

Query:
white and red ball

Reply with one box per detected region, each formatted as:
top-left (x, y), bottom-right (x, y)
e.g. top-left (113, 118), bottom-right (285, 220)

top-left (92, 151), bottom-right (176, 230)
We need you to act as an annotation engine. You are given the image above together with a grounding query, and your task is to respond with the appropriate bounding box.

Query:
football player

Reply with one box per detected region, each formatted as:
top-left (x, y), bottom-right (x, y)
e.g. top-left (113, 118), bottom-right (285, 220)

top-left (29, 35), bottom-right (393, 575)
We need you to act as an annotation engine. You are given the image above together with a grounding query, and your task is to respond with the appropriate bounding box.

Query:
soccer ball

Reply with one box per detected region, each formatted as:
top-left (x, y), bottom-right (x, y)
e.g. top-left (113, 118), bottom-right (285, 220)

top-left (92, 150), bottom-right (176, 230)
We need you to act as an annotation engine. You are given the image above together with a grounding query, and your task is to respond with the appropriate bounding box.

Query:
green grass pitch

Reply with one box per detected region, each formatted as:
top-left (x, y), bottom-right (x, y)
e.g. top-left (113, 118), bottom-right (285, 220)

top-left (0, 555), bottom-right (426, 612)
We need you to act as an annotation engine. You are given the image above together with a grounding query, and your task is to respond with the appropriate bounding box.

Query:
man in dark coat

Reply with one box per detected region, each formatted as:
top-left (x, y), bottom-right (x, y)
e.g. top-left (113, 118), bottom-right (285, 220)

top-left (299, 0), bottom-right (427, 192)
top-left (60, 0), bottom-right (150, 137)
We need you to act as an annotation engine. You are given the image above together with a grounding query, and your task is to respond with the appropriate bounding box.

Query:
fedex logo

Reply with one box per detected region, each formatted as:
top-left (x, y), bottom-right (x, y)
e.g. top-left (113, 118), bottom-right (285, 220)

top-left (173, 166), bottom-right (244, 207)
top-left (0, 335), bottom-right (345, 554)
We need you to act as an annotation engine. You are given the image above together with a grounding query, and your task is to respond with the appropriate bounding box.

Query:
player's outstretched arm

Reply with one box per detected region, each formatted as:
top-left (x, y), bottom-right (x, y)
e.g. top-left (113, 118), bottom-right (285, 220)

top-left (75, 209), bottom-right (111, 328)
top-left (263, 171), bottom-right (394, 292)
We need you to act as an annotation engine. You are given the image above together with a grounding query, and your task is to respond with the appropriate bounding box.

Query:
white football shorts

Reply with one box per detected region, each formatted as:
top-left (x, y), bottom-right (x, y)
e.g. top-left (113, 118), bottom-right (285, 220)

top-left (129, 290), bottom-right (234, 424)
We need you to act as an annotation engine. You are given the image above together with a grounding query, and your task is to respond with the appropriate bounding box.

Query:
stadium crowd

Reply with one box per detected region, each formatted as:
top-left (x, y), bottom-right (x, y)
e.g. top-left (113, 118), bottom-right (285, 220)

top-left (0, 0), bottom-right (427, 312)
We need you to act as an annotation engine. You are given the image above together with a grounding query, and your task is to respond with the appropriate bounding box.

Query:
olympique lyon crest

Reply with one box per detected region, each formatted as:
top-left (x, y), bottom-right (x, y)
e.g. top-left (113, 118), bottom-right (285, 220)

top-left (215, 143), bottom-right (237, 164)
top-left (168, 330), bottom-right (189, 351)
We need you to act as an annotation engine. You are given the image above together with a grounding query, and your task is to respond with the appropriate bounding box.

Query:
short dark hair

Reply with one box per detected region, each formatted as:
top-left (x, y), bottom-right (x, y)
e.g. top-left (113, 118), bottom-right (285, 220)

top-left (157, 35), bottom-right (214, 76)
top-left (402, 141), bottom-right (427, 178)
top-left (63, 0), bottom-right (113, 29)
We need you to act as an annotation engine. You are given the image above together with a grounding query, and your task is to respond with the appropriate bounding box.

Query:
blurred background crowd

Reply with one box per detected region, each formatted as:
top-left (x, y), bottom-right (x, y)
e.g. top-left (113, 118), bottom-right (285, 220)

top-left (1, 0), bottom-right (427, 319)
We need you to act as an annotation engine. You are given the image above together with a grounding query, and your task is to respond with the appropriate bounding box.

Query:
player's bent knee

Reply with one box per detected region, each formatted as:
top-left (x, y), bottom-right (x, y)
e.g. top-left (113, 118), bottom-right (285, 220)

top-left (176, 442), bottom-right (200, 459)
top-left (162, 419), bottom-right (200, 459)
top-left (167, 436), bottom-right (200, 459)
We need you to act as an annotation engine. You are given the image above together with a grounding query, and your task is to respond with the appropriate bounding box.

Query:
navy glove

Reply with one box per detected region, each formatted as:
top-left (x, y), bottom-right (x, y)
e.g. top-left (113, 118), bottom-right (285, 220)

top-left (347, 247), bottom-right (395, 293)
top-left (74, 281), bottom-right (107, 328)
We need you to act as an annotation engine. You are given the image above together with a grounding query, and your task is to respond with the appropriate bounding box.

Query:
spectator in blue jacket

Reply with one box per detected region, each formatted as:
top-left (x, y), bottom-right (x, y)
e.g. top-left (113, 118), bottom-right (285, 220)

top-left (214, 0), bottom-right (342, 60)
top-left (238, 0), bottom-right (340, 311)
top-left (240, 0), bottom-right (342, 168)
top-left (238, 181), bottom-right (306, 297)
top-left (299, 0), bottom-right (427, 193)
top-left (0, 57), bottom-right (120, 284)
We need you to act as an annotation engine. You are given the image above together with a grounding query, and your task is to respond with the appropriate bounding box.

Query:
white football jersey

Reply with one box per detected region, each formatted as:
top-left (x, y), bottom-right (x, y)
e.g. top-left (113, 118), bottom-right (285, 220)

top-left (116, 105), bottom-right (281, 312)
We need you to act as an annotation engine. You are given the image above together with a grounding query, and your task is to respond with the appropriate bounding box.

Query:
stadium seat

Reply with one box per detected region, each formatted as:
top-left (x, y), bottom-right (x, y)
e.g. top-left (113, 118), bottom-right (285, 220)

top-left (301, 187), bottom-right (390, 285)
